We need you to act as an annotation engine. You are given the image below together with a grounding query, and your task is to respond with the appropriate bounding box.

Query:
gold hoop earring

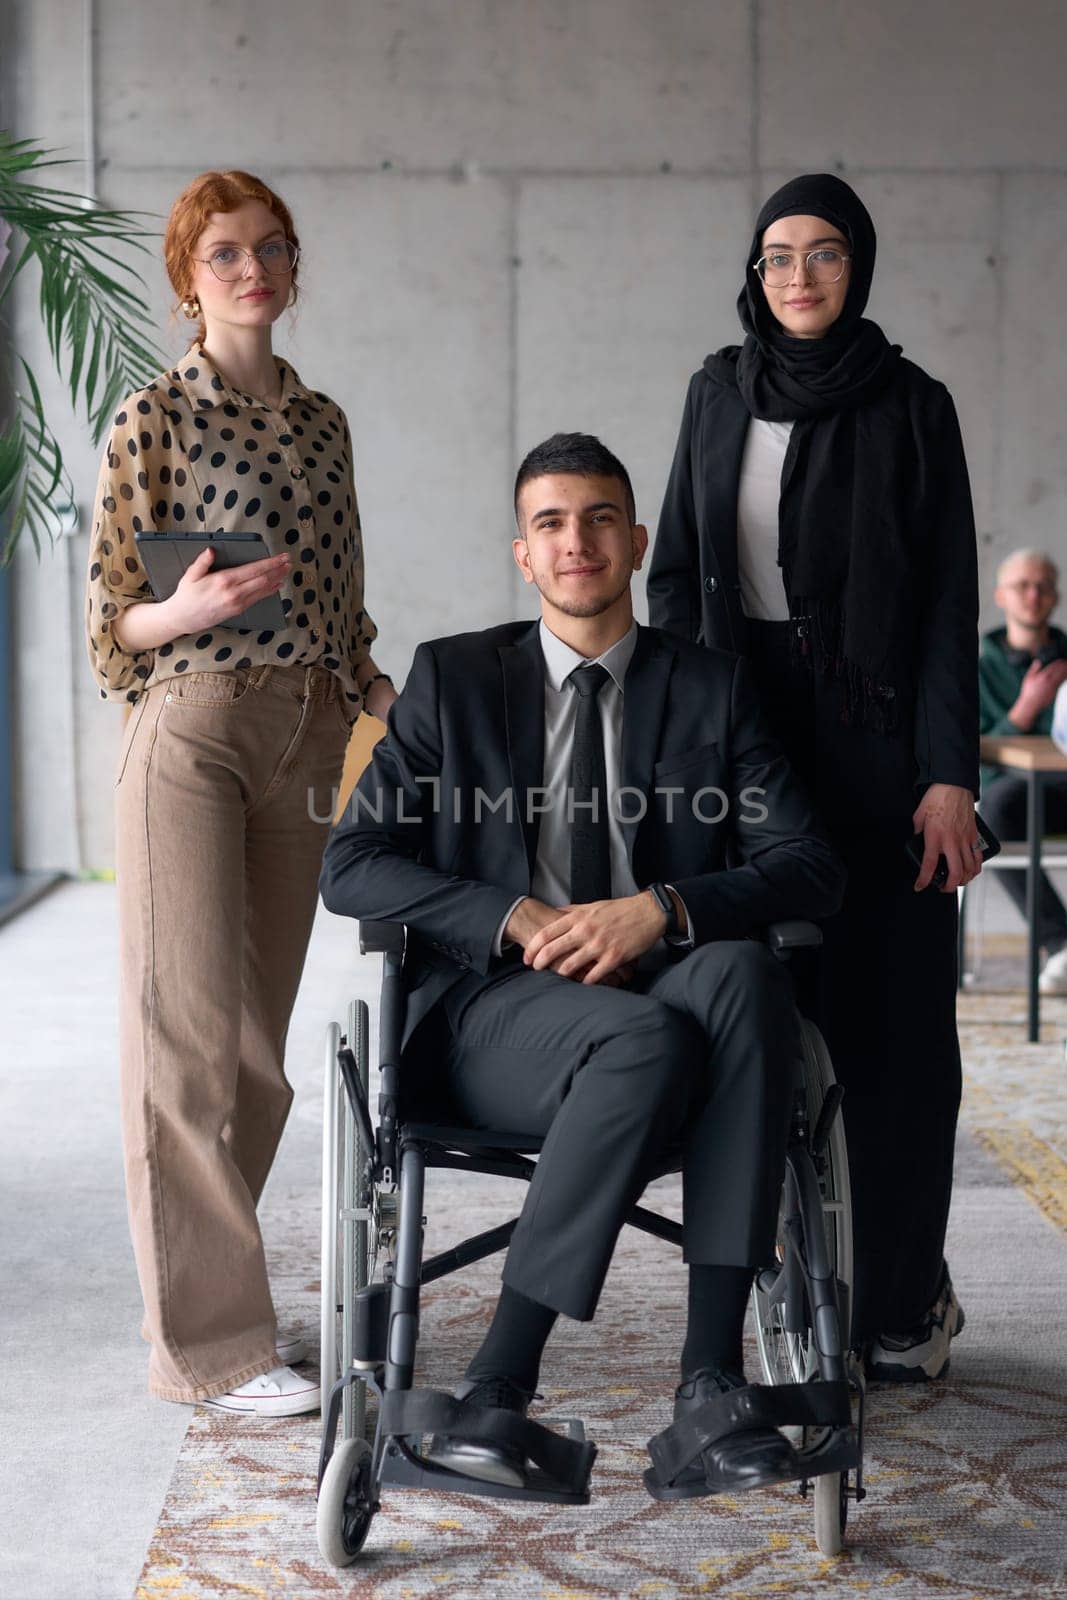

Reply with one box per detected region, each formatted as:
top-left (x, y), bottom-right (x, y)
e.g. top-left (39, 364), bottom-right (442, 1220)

top-left (181, 298), bottom-right (201, 320)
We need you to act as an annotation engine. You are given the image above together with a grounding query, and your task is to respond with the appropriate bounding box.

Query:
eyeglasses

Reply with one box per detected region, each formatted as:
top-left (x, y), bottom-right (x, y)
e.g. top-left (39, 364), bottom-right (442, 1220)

top-left (1003, 579), bottom-right (1056, 596)
top-left (196, 239), bottom-right (299, 282)
top-left (754, 248), bottom-right (851, 287)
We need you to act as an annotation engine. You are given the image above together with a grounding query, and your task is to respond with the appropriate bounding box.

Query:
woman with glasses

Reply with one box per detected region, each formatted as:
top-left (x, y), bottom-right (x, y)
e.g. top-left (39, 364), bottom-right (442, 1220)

top-left (650, 173), bottom-right (980, 1385)
top-left (85, 170), bottom-right (396, 1415)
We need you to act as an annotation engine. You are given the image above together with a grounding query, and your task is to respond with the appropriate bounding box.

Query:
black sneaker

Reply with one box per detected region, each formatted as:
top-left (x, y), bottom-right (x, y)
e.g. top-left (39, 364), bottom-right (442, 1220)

top-left (866, 1269), bottom-right (965, 1382)
top-left (426, 1374), bottom-right (533, 1487)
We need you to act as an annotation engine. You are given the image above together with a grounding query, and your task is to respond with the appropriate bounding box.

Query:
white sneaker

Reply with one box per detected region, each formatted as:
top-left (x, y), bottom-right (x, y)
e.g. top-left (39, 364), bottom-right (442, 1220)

top-left (202, 1364), bottom-right (321, 1416)
top-left (1038, 946), bottom-right (1067, 994)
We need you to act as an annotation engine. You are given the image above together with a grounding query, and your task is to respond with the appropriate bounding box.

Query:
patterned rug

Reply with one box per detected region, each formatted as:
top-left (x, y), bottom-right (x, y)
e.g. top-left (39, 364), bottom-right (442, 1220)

top-left (136, 941), bottom-right (1067, 1600)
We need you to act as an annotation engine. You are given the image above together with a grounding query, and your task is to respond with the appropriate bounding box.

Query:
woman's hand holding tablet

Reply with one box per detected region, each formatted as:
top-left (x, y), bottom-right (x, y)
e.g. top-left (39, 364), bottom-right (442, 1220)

top-left (113, 540), bottom-right (292, 652)
top-left (118, 531), bottom-right (292, 650)
top-left (167, 545), bottom-right (290, 632)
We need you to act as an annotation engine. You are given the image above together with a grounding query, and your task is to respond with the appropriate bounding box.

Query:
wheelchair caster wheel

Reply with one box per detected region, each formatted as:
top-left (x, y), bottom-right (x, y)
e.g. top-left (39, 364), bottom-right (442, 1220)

top-left (814, 1470), bottom-right (847, 1556)
top-left (316, 1438), bottom-right (376, 1566)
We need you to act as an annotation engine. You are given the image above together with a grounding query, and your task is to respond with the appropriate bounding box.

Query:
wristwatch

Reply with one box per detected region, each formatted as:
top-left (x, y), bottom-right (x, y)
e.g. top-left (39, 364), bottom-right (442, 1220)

top-left (647, 882), bottom-right (684, 940)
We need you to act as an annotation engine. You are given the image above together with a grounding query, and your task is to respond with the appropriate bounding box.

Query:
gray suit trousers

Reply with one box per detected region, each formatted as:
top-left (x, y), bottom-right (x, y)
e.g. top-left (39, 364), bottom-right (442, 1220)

top-left (442, 939), bottom-right (799, 1321)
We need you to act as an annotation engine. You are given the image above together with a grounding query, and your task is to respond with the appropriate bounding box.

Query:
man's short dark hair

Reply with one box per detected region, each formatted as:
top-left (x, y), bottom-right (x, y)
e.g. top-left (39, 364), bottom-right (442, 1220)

top-left (514, 432), bottom-right (636, 529)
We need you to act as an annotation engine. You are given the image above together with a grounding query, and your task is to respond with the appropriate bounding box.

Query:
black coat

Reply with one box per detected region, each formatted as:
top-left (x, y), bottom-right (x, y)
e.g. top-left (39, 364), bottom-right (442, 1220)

top-left (320, 621), bottom-right (845, 1048)
top-left (647, 359), bottom-right (980, 828)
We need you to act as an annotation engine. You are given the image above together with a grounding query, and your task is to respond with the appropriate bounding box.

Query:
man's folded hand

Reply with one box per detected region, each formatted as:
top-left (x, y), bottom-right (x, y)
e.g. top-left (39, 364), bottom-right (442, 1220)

top-left (502, 896), bottom-right (563, 950)
top-left (523, 893), bottom-right (666, 985)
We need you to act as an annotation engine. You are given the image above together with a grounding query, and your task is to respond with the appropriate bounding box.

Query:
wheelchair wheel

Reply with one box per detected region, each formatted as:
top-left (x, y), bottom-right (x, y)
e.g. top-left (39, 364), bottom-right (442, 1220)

top-left (752, 1018), bottom-right (855, 1553)
top-left (800, 1018), bottom-right (853, 1341)
top-left (753, 1017), bottom-right (853, 1387)
top-left (316, 1437), bottom-right (375, 1566)
top-left (319, 1000), bottom-right (374, 1445)
top-left (814, 1465), bottom-right (847, 1556)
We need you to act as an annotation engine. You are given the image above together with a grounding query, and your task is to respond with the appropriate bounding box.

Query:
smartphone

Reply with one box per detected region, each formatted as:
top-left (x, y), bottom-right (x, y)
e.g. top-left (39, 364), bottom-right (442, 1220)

top-left (135, 531), bottom-right (286, 631)
top-left (904, 810), bottom-right (1001, 890)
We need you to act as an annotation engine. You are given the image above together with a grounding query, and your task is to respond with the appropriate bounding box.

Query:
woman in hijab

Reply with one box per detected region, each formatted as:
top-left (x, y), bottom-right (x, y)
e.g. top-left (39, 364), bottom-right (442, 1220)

top-left (649, 173), bottom-right (981, 1383)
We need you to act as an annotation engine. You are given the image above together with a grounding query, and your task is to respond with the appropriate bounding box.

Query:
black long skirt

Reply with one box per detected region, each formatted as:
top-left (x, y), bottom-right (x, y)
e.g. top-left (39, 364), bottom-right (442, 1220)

top-left (746, 622), bottom-right (961, 1342)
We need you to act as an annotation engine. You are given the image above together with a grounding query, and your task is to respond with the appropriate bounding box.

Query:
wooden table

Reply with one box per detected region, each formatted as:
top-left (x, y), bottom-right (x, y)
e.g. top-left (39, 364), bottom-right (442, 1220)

top-left (979, 735), bottom-right (1067, 1040)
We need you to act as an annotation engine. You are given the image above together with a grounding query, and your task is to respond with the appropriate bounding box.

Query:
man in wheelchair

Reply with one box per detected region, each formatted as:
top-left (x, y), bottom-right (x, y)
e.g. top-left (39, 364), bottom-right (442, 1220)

top-left (320, 432), bottom-right (846, 1501)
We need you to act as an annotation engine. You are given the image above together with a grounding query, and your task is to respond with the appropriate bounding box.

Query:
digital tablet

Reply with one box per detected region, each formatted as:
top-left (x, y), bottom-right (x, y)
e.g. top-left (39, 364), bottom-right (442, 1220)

top-left (134, 531), bottom-right (287, 632)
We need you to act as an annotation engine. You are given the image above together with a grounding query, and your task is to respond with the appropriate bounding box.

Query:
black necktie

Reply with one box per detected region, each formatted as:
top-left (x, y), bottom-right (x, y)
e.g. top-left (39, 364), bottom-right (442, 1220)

top-left (568, 663), bottom-right (612, 904)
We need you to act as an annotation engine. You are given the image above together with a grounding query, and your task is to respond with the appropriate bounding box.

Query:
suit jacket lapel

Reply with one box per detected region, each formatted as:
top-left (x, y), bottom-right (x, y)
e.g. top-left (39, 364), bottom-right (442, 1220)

top-left (500, 625), bottom-right (546, 881)
top-left (620, 626), bottom-right (674, 868)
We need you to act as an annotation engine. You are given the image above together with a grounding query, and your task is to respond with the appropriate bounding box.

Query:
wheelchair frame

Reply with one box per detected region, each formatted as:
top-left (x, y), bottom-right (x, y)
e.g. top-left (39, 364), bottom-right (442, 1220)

top-left (316, 919), bottom-right (864, 1566)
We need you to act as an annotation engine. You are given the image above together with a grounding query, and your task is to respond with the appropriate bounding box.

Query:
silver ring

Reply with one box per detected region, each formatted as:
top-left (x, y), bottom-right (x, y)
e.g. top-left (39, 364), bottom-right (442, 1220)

top-left (970, 842), bottom-right (983, 854)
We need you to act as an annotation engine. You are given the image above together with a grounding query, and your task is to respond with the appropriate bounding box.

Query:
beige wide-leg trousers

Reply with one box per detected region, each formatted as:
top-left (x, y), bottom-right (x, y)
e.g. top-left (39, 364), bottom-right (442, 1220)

top-left (115, 664), bottom-right (351, 1401)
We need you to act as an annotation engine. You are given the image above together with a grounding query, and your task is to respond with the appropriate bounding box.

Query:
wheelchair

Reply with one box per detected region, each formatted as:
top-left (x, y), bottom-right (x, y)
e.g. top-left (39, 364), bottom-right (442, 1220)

top-left (315, 918), bottom-right (865, 1566)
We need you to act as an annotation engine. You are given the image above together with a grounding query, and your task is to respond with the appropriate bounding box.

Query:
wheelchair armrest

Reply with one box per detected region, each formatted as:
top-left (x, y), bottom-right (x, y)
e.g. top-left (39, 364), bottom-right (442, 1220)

top-left (359, 920), bottom-right (408, 957)
top-left (764, 920), bottom-right (823, 959)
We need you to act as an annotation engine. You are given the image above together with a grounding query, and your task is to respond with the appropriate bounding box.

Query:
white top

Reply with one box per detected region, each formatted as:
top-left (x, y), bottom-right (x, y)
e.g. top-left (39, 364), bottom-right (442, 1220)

top-left (736, 417), bottom-right (794, 622)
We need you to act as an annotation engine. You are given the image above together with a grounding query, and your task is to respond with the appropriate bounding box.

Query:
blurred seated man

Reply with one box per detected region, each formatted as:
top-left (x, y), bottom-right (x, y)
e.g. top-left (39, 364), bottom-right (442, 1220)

top-left (979, 548), bottom-right (1067, 993)
top-left (321, 433), bottom-right (844, 1499)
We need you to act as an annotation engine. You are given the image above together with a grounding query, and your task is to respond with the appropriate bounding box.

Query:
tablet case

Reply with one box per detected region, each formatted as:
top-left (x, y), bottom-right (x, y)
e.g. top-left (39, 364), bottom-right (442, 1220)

top-left (135, 532), bottom-right (287, 632)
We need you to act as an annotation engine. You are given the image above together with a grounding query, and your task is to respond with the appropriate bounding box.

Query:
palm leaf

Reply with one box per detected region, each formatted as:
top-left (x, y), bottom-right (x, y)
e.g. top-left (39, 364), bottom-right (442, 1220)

top-left (0, 129), bottom-right (166, 562)
top-left (0, 361), bottom-right (74, 562)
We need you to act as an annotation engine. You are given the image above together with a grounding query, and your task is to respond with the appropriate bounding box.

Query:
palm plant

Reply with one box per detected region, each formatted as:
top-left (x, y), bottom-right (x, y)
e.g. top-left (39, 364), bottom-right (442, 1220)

top-left (0, 131), bottom-right (165, 562)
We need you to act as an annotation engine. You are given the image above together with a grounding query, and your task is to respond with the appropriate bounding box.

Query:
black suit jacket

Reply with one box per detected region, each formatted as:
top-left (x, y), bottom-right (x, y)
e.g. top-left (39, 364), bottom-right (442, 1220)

top-left (320, 621), bottom-right (846, 1047)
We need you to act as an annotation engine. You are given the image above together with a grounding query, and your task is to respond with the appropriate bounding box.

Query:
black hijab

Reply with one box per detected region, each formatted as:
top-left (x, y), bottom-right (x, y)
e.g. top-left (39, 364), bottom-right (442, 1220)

top-left (705, 174), bottom-right (911, 732)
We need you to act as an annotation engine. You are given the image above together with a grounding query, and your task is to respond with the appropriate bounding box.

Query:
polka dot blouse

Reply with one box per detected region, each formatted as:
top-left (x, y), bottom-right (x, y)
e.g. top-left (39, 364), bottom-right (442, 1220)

top-left (85, 344), bottom-right (378, 720)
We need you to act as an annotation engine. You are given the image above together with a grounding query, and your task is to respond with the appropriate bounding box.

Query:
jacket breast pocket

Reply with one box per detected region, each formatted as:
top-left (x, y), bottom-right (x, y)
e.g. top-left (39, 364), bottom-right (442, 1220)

top-left (649, 742), bottom-right (731, 847)
top-left (653, 741), bottom-right (720, 780)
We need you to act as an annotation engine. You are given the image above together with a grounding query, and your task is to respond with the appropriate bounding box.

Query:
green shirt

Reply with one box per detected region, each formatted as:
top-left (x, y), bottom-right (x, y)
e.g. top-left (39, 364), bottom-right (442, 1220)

top-left (978, 624), bottom-right (1067, 789)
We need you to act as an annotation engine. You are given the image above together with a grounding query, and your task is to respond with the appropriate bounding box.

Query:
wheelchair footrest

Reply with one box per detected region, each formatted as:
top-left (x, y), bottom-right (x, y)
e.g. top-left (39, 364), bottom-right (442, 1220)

top-left (379, 1388), bottom-right (596, 1504)
top-left (646, 1380), bottom-right (853, 1498)
top-left (795, 1423), bottom-right (860, 1481)
top-left (644, 1455), bottom-right (799, 1502)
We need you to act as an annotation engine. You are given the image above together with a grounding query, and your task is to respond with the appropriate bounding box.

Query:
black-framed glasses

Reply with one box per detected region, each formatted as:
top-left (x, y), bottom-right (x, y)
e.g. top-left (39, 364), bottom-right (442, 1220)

top-left (755, 248), bottom-right (851, 287)
top-left (196, 239), bottom-right (299, 282)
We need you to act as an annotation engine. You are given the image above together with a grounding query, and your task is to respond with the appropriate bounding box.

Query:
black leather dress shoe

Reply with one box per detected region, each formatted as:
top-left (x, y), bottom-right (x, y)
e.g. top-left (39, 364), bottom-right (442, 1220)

top-left (675, 1368), bottom-right (798, 1493)
top-left (426, 1374), bottom-right (533, 1487)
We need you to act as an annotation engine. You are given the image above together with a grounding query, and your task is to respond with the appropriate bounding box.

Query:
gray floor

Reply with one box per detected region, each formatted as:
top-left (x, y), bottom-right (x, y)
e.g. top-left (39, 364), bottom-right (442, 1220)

top-left (0, 881), bottom-right (379, 1600)
top-left (0, 872), bottom-right (1057, 1600)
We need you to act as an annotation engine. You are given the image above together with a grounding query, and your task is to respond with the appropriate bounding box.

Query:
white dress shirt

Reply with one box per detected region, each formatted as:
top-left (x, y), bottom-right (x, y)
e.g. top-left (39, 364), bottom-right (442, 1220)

top-left (736, 417), bottom-right (793, 622)
top-left (492, 619), bottom-right (692, 955)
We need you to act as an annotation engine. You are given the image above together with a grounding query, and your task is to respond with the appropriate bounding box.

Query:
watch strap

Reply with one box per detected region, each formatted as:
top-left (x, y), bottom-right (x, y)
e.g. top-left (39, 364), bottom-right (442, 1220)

top-left (647, 881), bottom-right (681, 938)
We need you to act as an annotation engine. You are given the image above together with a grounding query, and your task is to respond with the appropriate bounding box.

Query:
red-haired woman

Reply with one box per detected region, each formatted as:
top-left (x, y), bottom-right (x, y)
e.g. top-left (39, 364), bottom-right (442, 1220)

top-left (86, 172), bottom-right (396, 1414)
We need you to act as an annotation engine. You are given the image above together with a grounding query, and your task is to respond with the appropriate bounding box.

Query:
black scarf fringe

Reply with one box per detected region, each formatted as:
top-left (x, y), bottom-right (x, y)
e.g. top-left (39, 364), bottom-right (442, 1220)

top-left (789, 598), bottom-right (901, 736)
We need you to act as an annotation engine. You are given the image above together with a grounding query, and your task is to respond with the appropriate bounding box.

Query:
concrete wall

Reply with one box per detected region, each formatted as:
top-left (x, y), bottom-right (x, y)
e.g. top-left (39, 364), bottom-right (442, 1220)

top-left (11, 0), bottom-right (1067, 872)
